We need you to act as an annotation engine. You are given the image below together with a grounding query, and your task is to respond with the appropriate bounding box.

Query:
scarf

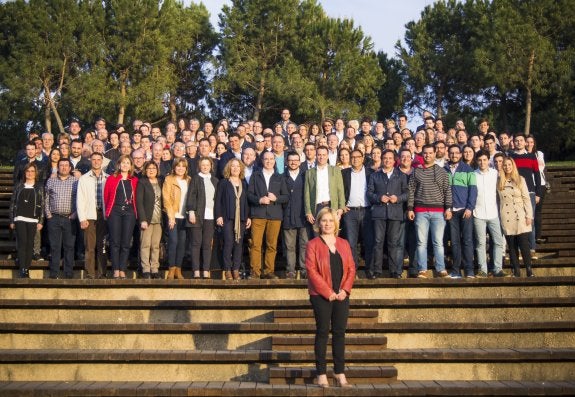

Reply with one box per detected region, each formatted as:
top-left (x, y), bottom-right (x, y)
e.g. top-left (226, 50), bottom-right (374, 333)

top-left (232, 180), bottom-right (243, 242)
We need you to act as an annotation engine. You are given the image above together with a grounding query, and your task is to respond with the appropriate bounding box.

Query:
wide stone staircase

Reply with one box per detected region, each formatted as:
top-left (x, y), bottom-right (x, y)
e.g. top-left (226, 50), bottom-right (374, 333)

top-left (0, 166), bottom-right (574, 395)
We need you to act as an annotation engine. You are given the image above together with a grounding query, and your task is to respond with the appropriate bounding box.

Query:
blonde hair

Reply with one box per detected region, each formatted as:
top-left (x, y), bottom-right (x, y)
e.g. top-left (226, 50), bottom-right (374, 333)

top-left (223, 158), bottom-right (245, 180)
top-left (498, 156), bottom-right (522, 191)
top-left (313, 207), bottom-right (340, 236)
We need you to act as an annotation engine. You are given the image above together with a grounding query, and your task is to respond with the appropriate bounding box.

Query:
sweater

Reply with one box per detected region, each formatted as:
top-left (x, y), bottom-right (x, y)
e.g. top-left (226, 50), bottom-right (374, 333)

top-left (445, 162), bottom-right (477, 211)
top-left (407, 164), bottom-right (452, 211)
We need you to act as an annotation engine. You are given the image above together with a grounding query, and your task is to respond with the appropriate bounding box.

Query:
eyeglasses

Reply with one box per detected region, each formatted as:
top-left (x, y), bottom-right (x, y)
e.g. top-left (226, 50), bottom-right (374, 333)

top-left (351, 156), bottom-right (363, 159)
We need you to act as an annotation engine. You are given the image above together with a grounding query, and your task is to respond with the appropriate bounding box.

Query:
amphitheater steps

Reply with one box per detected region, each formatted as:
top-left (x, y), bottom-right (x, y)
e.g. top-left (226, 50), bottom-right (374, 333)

top-left (1, 380), bottom-right (574, 396)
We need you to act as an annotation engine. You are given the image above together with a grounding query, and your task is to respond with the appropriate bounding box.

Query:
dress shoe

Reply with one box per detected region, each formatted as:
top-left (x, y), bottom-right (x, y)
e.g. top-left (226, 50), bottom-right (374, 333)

top-left (19, 269), bottom-right (30, 279)
top-left (141, 272), bottom-right (151, 279)
top-left (151, 272), bottom-right (161, 279)
top-left (232, 270), bottom-right (240, 280)
top-left (261, 273), bottom-right (278, 279)
top-left (225, 271), bottom-right (233, 280)
top-left (333, 374), bottom-right (352, 388)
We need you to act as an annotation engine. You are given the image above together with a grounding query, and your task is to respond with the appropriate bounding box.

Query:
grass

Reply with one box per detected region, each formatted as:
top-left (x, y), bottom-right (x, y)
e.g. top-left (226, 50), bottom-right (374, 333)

top-left (547, 161), bottom-right (575, 167)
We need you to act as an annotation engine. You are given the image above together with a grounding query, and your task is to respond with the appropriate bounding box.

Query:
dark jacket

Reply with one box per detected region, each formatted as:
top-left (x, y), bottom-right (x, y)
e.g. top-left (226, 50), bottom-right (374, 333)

top-left (341, 166), bottom-right (374, 205)
top-left (217, 150), bottom-right (241, 179)
top-left (13, 158), bottom-right (46, 185)
top-left (214, 179), bottom-right (249, 222)
top-left (247, 170), bottom-right (288, 220)
top-left (282, 170), bottom-right (307, 229)
top-left (186, 174), bottom-right (219, 227)
top-left (9, 183), bottom-right (45, 224)
top-left (367, 168), bottom-right (408, 220)
top-left (136, 177), bottom-right (163, 224)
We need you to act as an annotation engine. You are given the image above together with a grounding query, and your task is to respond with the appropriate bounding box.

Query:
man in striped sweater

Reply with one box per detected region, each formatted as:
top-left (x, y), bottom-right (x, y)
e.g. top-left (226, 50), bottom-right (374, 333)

top-left (445, 145), bottom-right (477, 278)
top-left (407, 145), bottom-right (453, 278)
top-left (509, 134), bottom-right (541, 256)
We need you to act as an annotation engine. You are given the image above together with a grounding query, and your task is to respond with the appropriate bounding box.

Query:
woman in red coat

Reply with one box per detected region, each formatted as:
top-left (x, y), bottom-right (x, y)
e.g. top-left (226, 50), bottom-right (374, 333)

top-left (305, 207), bottom-right (356, 388)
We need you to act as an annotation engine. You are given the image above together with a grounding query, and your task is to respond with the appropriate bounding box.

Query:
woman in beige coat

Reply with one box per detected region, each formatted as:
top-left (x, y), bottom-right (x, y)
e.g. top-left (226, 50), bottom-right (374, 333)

top-left (162, 158), bottom-right (191, 279)
top-left (497, 157), bottom-right (534, 277)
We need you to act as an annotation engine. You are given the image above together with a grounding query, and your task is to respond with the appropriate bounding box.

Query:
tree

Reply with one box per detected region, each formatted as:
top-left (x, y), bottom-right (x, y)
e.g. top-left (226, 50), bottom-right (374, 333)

top-left (376, 52), bottom-right (405, 120)
top-left (397, 0), bottom-right (485, 118)
top-left (0, 0), bottom-right (83, 134)
top-left (475, 0), bottom-right (555, 135)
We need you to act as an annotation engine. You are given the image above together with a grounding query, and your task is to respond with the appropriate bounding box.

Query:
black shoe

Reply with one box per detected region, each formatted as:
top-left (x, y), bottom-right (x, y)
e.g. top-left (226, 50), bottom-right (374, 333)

top-left (63, 273), bottom-right (74, 279)
top-left (151, 272), bottom-right (161, 279)
top-left (366, 272), bottom-right (377, 280)
top-left (49, 274), bottom-right (59, 279)
top-left (286, 272), bottom-right (296, 279)
top-left (141, 272), bottom-right (151, 279)
top-left (261, 273), bottom-right (279, 279)
top-left (19, 269), bottom-right (30, 279)
top-left (32, 254), bottom-right (43, 261)
top-left (85, 274), bottom-right (96, 280)
top-left (299, 272), bottom-right (307, 279)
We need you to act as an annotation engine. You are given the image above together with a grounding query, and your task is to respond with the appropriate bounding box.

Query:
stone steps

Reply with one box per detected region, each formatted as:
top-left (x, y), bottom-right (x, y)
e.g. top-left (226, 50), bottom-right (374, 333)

top-left (2, 380), bottom-right (574, 396)
top-left (0, 348), bottom-right (573, 382)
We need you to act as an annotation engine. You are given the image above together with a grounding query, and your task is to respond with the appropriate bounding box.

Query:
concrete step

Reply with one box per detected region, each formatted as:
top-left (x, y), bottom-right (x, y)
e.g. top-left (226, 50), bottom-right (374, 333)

top-left (1, 321), bottom-right (573, 350)
top-left (274, 309), bottom-right (379, 324)
top-left (0, 348), bottom-right (573, 382)
top-left (1, 380), bottom-right (574, 396)
top-left (269, 365), bottom-right (398, 385)
top-left (0, 277), bottom-right (573, 301)
top-left (272, 335), bottom-right (388, 351)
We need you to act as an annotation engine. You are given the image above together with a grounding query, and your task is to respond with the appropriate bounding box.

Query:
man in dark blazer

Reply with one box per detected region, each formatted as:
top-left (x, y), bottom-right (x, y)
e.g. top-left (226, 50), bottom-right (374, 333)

top-left (247, 151), bottom-right (289, 279)
top-left (367, 149), bottom-right (408, 279)
top-left (282, 151), bottom-right (310, 279)
top-left (341, 149), bottom-right (375, 273)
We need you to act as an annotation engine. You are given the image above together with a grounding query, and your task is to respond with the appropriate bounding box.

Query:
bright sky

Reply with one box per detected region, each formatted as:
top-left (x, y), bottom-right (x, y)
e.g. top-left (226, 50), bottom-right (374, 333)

top-left (199, 0), bottom-right (436, 56)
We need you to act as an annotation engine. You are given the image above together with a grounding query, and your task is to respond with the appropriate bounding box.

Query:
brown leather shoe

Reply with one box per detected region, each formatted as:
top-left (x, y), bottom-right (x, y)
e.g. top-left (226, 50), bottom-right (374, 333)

top-left (225, 271), bottom-right (233, 280)
top-left (175, 267), bottom-right (185, 279)
top-left (167, 267), bottom-right (176, 280)
top-left (232, 270), bottom-right (240, 280)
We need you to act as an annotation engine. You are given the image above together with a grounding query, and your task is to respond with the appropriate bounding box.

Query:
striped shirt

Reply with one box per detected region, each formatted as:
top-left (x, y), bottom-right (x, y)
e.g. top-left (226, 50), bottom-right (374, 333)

top-left (45, 175), bottom-right (78, 218)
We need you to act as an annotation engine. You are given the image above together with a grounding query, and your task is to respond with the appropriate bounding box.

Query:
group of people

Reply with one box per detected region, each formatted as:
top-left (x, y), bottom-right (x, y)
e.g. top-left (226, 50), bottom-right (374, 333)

top-left (9, 109), bottom-right (546, 281)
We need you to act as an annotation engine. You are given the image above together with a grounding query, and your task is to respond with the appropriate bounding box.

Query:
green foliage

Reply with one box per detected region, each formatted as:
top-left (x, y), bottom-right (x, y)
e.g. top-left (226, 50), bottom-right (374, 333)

top-left (214, 0), bottom-right (383, 124)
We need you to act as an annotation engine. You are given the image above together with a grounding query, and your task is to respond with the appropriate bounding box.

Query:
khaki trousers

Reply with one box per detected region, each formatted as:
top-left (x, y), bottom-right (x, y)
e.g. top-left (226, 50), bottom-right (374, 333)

top-left (249, 218), bottom-right (281, 277)
top-left (140, 223), bottom-right (162, 273)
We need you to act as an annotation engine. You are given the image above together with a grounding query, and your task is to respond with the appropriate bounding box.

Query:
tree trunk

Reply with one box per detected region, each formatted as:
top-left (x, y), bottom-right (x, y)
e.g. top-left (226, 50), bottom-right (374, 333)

top-left (43, 84), bottom-right (52, 134)
top-left (253, 74), bottom-right (266, 121)
top-left (436, 85), bottom-right (444, 119)
top-left (524, 50), bottom-right (535, 136)
top-left (49, 100), bottom-right (65, 135)
top-left (118, 72), bottom-right (127, 125)
top-left (169, 93), bottom-right (177, 123)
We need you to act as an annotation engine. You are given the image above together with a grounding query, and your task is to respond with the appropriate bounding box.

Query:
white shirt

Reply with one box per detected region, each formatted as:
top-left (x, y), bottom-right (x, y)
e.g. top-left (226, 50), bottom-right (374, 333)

top-left (289, 169), bottom-right (299, 181)
top-left (328, 150), bottom-right (338, 166)
top-left (263, 169), bottom-right (274, 190)
top-left (175, 179), bottom-right (188, 219)
top-left (244, 166), bottom-right (254, 184)
top-left (347, 167), bottom-right (367, 207)
top-left (473, 167), bottom-right (499, 220)
top-left (316, 165), bottom-right (330, 204)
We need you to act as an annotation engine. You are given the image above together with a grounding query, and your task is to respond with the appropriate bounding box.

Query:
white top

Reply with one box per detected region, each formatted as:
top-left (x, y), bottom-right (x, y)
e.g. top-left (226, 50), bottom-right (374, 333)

top-left (347, 167), bottom-right (367, 207)
top-left (176, 178), bottom-right (188, 219)
top-left (77, 170), bottom-right (108, 222)
top-left (328, 150), bottom-right (338, 166)
top-left (536, 150), bottom-right (546, 185)
top-left (263, 169), bottom-right (274, 190)
top-left (473, 167), bottom-right (500, 220)
top-left (200, 173), bottom-right (215, 220)
top-left (316, 165), bottom-right (330, 204)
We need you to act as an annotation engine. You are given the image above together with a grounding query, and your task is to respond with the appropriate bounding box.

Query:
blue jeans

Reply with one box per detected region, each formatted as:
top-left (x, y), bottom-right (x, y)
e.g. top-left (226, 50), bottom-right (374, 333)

top-left (474, 217), bottom-right (504, 274)
top-left (48, 215), bottom-right (76, 277)
top-left (167, 218), bottom-right (187, 267)
top-left (415, 211), bottom-right (446, 272)
top-left (449, 210), bottom-right (474, 276)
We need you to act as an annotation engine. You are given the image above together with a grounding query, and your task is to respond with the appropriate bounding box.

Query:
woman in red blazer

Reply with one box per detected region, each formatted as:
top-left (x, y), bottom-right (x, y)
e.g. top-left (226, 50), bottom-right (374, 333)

top-left (305, 207), bottom-right (356, 388)
top-left (104, 155), bottom-right (138, 279)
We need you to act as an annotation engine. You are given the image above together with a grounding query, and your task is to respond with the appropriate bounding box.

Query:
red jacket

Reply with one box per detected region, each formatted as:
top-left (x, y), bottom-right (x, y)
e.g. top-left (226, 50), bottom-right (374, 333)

top-left (305, 236), bottom-right (356, 299)
top-left (104, 174), bottom-right (139, 218)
